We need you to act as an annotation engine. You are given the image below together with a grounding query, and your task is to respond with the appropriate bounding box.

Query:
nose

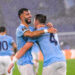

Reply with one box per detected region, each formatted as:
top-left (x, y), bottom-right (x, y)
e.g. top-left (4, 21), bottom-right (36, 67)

top-left (30, 14), bottom-right (32, 18)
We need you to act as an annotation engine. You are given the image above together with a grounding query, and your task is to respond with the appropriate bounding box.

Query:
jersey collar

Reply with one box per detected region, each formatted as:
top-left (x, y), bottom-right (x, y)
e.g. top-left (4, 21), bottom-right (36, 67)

top-left (20, 24), bottom-right (25, 26)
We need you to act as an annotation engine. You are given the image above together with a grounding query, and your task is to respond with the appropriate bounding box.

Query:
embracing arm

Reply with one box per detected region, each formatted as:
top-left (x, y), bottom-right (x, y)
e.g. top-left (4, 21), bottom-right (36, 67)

top-left (23, 27), bottom-right (57, 38)
top-left (8, 42), bottom-right (34, 73)
top-left (15, 42), bottom-right (33, 59)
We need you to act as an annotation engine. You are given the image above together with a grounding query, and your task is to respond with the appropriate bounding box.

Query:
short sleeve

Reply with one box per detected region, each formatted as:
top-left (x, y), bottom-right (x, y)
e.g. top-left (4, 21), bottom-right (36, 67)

top-left (54, 33), bottom-right (59, 45)
top-left (9, 37), bottom-right (15, 44)
top-left (27, 37), bottom-right (37, 43)
top-left (16, 27), bottom-right (29, 37)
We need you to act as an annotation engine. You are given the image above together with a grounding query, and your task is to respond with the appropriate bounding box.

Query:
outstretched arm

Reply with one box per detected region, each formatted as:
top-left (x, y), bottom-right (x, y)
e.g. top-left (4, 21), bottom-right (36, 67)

top-left (24, 27), bottom-right (57, 38)
top-left (15, 42), bottom-right (33, 59)
top-left (23, 22), bottom-right (57, 38)
top-left (8, 42), bottom-right (34, 73)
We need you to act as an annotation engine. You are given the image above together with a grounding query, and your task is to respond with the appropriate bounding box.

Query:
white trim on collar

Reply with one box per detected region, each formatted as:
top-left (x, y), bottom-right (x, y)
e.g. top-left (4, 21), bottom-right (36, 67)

top-left (20, 24), bottom-right (25, 26)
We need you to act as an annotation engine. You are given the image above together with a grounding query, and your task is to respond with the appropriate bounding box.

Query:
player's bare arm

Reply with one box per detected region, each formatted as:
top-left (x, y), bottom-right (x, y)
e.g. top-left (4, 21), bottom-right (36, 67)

top-left (12, 42), bottom-right (17, 54)
top-left (23, 27), bottom-right (57, 38)
top-left (15, 42), bottom-right (33, 59)
top-left (8, 42), bottom-right (33, 73)
top-left (21, 17), bottom-right (57, 38)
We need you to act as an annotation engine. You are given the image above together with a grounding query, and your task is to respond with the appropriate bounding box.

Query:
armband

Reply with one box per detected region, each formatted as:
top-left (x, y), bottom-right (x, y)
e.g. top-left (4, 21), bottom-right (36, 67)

top-left (44, 29), bottom-right (48, 33)
top-left (11, 57), bottom-right (18, 64)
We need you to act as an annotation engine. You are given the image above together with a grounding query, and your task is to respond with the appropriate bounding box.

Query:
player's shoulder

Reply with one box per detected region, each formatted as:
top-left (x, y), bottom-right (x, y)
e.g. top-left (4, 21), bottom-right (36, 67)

top-left (37, 26), bottom-right (47, 31)
top-left (2, 35), bottom-right (14, 42)
top-left (16, 25), bottom-right (27, 32)
top-left (6, 35), bottom-right (13, 39)
top-left (29, 26), bottom-right (35, 31)
top-left (16, 25), bottom-right (22, 30)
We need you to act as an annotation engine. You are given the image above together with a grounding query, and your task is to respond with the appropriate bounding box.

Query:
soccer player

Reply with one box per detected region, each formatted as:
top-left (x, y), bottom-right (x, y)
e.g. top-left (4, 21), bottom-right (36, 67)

top-left (9, 14), bottom-right (66, 75)
top-left (0, 26), bottom-right (17, 75)
top-left (33, 14), bottom-right (66, 75)
top-left (8, 8), bottom-right (57, 75)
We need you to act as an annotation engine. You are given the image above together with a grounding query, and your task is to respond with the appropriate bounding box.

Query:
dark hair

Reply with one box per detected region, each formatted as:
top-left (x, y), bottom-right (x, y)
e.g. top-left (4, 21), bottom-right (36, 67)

top-left (18, 8), bottom-right (29, 19)
top-left (0, 26), bottom-right (6, 32)
top-left (35, 14), bottom-right (46, 24)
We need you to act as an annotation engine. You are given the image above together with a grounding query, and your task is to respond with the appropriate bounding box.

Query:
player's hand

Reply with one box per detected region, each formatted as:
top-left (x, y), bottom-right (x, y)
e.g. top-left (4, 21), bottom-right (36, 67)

top-left (33, 60), bottom-right (39, 75)
top-left (48, 27), bottom-right (57, 33)
top-left (47, 22), bottom-right (53, 28)
top-left (33, 60), bottom-right (39, 68)
top-left (11, 55), bottom-right (14, 60)
top-left (8, 63), bottom-right (14, 73)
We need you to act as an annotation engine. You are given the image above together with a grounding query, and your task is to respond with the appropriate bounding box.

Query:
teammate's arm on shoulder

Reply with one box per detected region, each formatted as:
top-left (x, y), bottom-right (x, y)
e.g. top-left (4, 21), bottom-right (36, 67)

top-left (12, 42), bottom-right (17, 54)
top-left (23, 28), bottom-right (57, 38)
top-left (23, 30), bottom-right (44, 38)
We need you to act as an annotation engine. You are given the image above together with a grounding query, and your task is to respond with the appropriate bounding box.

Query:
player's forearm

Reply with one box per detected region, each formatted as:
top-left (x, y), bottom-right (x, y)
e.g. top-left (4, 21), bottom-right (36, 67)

top-left (15, 42), bottom-right (33, 59)
top-left (24, 29), bottom-right (48, 38)
top-left (15, 46), bottom-right (29, 59)
top-left (11, 42), bottom-right (33, 64)
top-left (30, 30), bottom-right (45, 37)
top-left (24, 27), bottom-right (57, 38)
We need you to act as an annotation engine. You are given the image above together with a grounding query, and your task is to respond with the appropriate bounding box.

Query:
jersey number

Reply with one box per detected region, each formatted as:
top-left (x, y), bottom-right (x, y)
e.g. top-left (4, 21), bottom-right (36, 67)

top-left (50, 33), bottom-right (57, 45)
top-left (0, 41), bottom-right (8, 51)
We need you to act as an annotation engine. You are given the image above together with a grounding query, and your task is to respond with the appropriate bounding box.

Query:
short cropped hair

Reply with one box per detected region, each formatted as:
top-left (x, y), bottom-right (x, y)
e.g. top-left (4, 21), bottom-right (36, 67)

top-left (18, 8), bottom-right (29, 19)
top-left (0, 26), bottom-right (6, 32)
top-left (35, 14), bottom-right (46, 24)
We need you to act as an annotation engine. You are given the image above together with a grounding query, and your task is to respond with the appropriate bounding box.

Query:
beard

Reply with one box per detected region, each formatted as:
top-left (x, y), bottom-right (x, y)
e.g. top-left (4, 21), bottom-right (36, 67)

top-left (25, 18), bottom-right (31, 24)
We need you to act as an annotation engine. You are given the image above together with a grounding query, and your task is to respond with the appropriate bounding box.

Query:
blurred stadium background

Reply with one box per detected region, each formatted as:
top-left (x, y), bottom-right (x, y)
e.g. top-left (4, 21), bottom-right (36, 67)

top-left (0, 0), bottom-right (75, 75)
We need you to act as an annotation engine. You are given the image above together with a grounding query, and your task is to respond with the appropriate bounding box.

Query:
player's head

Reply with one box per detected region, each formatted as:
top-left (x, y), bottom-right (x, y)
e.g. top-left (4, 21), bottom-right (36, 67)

top-left (0, 26), bottom-right (6, 34)
top-left (18, 8), bottom-right (32, 24)
top-left (34, 14), bottom-right (46, 28)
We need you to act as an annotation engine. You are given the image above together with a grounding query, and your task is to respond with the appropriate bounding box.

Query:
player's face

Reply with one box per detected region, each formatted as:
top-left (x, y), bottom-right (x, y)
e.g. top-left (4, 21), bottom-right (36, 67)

top-left (34, 18), bottom-right (40, 28)
top-left (34, 18), bottom-right (37, 28)
top-left (23, 11), bottom-right (32, 24)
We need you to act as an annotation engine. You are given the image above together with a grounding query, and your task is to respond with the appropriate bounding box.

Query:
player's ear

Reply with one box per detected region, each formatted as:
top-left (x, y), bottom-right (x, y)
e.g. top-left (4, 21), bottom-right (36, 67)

top-left (5, 30), bottom-right (7, 34)
top-left (35, 20), bottom-right (39, 25)
top-left (20, 14), bottom-right (23, 19)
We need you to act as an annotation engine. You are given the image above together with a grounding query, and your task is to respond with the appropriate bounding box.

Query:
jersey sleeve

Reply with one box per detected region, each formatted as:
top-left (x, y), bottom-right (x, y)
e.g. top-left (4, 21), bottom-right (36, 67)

top-left (9, 37), bottom-right (15, 44)
top-left (54, 33), bottom-right (60, 45)
top-left (27, 27), bottom-right (43, 43)
top-left (27, 37), bottom-right (37, 43)
top-left (16, 27), bottom-right (29, 37)
top-left (31, 43), bottom-right (40, 53)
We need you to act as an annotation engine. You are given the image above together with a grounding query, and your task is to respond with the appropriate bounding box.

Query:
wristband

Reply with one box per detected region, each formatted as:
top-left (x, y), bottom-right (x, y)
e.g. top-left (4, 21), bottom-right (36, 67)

top-left (44, 29), bottom-right (48, 33)
top-left (12, 57), bottom-right (18, 64)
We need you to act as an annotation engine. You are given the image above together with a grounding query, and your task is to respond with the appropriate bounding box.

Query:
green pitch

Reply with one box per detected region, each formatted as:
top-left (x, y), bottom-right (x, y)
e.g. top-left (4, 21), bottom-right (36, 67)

top-left (13, 59), bottom-right (75, 75)
top-left (67, 59), bottom-right (75, 75)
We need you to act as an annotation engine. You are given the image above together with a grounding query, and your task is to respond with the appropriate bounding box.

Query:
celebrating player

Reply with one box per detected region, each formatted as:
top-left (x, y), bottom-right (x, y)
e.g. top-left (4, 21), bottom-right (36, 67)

top-left (8, 8), bottom-right (57, 75)
top-left (20, 14), bottom-right (66, 75)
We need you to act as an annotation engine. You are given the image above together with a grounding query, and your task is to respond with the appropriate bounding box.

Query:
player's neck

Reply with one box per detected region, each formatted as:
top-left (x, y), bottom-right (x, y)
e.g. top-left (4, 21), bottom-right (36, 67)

top-left (21, 20), bottom-right (29, 28)
top-left (36, 24), bottom-right (45, 29)
top-left (0, 32), bottom-right (6, 35)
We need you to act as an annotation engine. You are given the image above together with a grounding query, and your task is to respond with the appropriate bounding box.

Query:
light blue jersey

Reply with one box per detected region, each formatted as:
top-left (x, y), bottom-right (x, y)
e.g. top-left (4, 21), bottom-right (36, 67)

top-left (31, 43), bottom-right (40, 53)
top-left (0, 35), bottom-right (14, 56)
top-left (16, 24), bottom-right (40, 65)
top-left (28, 27), bottom-right (66, 67)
